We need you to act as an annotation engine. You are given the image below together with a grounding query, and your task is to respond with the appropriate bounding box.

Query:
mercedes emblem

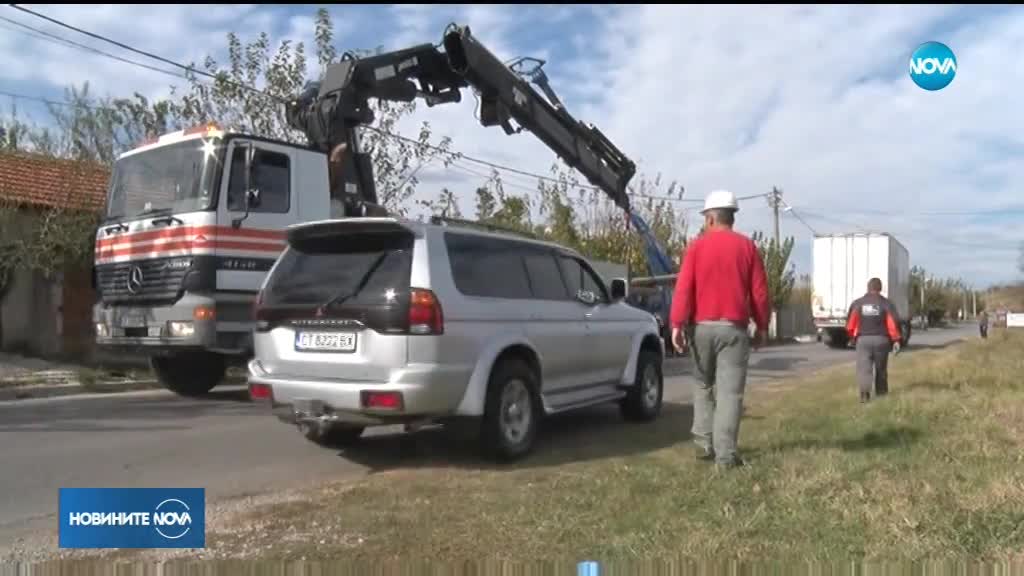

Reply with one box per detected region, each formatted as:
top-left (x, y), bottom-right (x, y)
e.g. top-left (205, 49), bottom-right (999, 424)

top-left (126, 265), bottom-right (145, 294)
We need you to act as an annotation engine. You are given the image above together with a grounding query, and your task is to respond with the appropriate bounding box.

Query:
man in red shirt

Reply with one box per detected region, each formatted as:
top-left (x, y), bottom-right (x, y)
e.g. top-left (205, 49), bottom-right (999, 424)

top-left (670, 189), bottom-right (771, 468)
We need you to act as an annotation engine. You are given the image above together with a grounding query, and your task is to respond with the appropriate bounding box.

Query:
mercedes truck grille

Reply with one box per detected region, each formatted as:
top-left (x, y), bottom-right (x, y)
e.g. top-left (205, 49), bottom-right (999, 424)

top-left (96, 258), bottom-right (191, 304)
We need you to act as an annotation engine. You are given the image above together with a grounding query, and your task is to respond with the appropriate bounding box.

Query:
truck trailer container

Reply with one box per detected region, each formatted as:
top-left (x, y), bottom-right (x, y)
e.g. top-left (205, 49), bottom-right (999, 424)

top-left (811, 233), bottom-right (912, 349)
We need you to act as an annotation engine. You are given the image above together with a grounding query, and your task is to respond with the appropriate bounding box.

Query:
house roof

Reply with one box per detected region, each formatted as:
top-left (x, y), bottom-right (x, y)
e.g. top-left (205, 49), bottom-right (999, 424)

top-left (0, 151), bottom-right (109, 211)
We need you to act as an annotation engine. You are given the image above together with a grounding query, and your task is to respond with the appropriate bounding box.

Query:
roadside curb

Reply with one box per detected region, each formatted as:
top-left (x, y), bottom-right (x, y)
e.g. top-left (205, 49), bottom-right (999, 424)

top-left (0, 379), bottom-right (162, 402)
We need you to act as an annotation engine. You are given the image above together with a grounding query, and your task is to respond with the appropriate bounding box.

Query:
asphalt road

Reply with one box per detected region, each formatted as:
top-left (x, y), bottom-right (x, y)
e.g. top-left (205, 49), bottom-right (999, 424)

top-left (0, 323), bottom-right (976, 548)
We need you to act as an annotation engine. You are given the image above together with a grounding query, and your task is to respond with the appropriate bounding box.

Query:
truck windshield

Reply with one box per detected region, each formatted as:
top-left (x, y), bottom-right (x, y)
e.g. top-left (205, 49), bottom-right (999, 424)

top-left (105, 138), bottom-right (222, 221)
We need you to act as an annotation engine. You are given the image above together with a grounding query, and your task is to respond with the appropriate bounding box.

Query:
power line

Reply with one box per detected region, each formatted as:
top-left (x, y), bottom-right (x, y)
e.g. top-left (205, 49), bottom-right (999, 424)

top-left (795, 209), bottom-right (871, 233)
top-left (0, 14), bottom-right (186, 80)
top-left (8, 4), bottom-right (272, 99)
top-left (0, 89), bottom-right (123, 113)
top-left (4, 6), bottom-right (773, 211)
top-left (366, 121), bottom-right (771, 205)
top-left (6, 6), bottom-right (683, 206)
top-left (794, 208), bottom-right (1021, 253)
top-left (3, 82), bottom-right (768, 210)
top-left (787, 204), bottom-right (1024, 217)
top-left (785, 206), bottom-right (820, 236)
top-left (6, 5), bottom-right (761, 207)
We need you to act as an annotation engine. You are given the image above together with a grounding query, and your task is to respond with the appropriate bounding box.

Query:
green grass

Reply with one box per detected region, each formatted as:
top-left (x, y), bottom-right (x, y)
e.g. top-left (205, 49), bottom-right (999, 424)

top-left (110, 331), bottom-right (1024, 563)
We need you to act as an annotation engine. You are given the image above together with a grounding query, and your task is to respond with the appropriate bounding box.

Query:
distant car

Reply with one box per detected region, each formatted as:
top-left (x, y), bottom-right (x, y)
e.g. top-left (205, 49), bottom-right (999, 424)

top-left (247, 216), bottom-right (665, 461)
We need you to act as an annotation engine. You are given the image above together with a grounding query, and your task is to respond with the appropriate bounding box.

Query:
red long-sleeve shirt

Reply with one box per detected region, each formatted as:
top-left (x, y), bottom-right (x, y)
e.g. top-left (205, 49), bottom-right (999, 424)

top-left (669, 228), bottom-right (771, 333)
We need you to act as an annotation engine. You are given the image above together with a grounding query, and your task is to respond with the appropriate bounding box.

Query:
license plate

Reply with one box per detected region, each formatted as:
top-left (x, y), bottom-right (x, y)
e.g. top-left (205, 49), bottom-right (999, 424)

top-left (294, 331), bottom-right (357, 353)
top-left (121, 315), bottom-right (146, 328)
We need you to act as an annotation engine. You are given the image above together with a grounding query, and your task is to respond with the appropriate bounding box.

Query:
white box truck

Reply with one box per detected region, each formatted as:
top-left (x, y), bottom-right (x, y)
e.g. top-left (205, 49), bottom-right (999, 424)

top-left (811, 233), bottom-right (912, 349)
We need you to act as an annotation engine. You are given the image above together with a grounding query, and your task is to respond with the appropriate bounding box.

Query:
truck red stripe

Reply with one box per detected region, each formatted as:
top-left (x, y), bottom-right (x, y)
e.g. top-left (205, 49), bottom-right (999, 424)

top-left (96, 226), bottom-right (285, 249)
top-left (96, 239), bottom-right (284, 259)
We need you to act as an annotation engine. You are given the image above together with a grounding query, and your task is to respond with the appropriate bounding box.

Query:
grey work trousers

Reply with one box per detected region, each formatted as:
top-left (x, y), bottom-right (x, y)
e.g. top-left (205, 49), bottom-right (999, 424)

top-left (689, 322), bottom-right (751, 465)
top-left (856, 335), bottom-right (892, 398)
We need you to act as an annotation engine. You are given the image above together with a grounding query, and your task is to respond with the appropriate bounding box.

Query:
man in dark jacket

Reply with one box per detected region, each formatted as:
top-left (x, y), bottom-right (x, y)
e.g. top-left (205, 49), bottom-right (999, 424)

top-left (846, 278), bottom-right (903, 403)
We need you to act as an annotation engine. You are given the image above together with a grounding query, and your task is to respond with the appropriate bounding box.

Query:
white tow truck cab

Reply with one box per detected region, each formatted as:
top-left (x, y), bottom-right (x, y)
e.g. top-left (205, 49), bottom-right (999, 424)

top-left (92, 123), bottom-right (339, 396)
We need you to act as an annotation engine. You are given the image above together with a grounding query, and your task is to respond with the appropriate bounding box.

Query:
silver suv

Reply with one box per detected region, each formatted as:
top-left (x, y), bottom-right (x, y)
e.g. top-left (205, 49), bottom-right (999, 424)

top-left (247, 216), bottom-right (665, 460)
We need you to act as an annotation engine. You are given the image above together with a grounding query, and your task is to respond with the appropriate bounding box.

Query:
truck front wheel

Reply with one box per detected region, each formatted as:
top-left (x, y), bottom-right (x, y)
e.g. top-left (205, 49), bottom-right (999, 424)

top-left (824, 328), bottom-right (849, 349)
top-left (151, 351), bottom-right (226, 397)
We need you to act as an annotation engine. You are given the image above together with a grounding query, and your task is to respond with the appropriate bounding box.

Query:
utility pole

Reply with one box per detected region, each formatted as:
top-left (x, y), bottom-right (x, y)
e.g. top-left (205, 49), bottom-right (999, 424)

top-left (973, 290), bottom-right (977, 318)
top-left (920, 279), bottom-right (926, 329)
top-left (770, 186), bottom-right (782, 246)
top-left (764, 186), bottom-right (784, 342)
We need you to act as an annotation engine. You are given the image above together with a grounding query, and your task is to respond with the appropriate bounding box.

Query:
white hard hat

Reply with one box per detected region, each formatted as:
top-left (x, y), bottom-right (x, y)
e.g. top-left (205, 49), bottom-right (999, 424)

top-left (701, 189), bottom-right (739, 214)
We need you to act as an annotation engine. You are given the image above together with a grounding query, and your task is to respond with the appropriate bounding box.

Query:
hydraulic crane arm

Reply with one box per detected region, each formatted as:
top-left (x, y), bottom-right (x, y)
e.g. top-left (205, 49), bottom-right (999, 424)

top-left (285, 23), bottom-right (636, 216)
top-left (628, 212), bottom-right (676, 277)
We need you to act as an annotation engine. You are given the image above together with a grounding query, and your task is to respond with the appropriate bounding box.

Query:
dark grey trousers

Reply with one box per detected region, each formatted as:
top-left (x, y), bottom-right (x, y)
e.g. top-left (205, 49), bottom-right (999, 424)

top-left (690, 323), bottom-right (750, 465)
top-left (856, 335), bottom-right (892, 397)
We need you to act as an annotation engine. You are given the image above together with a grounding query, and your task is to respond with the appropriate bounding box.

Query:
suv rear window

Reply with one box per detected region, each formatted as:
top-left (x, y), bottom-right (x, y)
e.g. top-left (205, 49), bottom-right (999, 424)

top-left (445, 232), bottom-right (581, 301)
top-left (262, 232), bottom-right (413, 308)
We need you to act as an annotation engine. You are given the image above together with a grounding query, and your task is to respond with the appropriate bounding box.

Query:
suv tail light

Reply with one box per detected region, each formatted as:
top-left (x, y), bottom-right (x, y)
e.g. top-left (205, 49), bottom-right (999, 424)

top-left (249, 382), bottom-right (272, 402)
top-left (253, 289), bottom-right (269, 330)
top-left (361, 391), bottom-right (403, 410)
top-left (408, 288), bottom-right (443, 335)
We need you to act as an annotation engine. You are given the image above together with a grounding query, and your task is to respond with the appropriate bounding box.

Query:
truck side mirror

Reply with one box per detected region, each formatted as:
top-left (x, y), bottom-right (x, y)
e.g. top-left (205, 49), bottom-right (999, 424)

top-left (610, 278), bottom-right (627, 301)
top-left (232, 143), bottom-right (256, 229)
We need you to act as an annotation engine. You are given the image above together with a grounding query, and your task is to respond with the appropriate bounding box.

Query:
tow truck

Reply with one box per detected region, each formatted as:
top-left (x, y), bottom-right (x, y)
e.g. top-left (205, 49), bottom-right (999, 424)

top-left (92, 23), bottom-right (665, 396)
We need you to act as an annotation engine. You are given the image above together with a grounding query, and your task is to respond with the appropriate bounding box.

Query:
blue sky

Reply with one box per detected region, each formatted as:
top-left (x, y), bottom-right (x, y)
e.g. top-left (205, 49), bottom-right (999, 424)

top-left (2, 4), bottom-right (1023, 287)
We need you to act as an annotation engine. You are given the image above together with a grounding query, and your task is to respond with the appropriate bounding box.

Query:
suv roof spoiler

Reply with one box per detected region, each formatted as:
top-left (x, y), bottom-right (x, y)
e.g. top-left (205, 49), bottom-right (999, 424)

top-left (429, 215), bottom-right (539, 240)
top-left (285, 217), bottom-right (417, 245)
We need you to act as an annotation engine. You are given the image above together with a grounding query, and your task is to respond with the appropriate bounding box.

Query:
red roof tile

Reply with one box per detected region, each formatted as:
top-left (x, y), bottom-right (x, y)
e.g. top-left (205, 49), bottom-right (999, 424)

top-left (0, 151), bottom-right (109, 211)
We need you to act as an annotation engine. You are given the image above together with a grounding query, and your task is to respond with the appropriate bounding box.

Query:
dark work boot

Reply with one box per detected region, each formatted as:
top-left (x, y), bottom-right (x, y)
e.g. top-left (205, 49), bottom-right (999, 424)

top-left (716, 455), bottom-right (746, 470)
top-left (860, 392), bottom-right (870, 404)
top-left (695, 445), bottom-right (715, 462)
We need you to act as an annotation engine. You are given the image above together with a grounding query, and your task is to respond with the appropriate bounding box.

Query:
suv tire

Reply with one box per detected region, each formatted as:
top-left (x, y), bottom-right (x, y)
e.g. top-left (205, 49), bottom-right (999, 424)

top-left (300, 422), bottom-right (365, 447)
top-left (620, 348), bottom-right (663, 422)
top-left (151, 351), bottom-right (225, 397)
top-left (481, 357), bottom-right (540, 462)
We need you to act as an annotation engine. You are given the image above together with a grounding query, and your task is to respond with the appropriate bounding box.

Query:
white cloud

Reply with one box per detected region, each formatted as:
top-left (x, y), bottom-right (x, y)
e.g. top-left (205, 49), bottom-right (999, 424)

top-left (0, 4), bottom-right (334, 102)
top-left (571, 5), bottom-right (1023, 286)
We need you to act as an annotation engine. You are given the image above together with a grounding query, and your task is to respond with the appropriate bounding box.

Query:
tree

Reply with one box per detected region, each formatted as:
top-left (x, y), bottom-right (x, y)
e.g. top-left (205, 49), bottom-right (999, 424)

top-left (789, 273), bottom-right (813, 309)
top-left (751, 232), bottom-right (797, 323)
top-left (416, 159), bottom-right (688, 277)
top-left (910, 266), bottom-right (974, 325)
top-left (474, 170), bottom-right (534, 235)
top-left (0, 103), bottom-right (66, 157)
top-left (417, 187), bottom-right (462, 219)
top-left (35, 83), bottom-right (181, 166)
top-left (531, 163), bottom-right (687, 274)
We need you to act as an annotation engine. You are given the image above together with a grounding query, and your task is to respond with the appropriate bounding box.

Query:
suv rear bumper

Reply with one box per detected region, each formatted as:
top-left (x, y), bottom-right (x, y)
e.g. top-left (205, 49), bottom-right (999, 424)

top-left (248, 359), bottom-right (471, 426)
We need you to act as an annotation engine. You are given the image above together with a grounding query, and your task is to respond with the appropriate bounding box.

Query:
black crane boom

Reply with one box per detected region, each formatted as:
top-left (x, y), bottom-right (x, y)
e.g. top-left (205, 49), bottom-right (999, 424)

top-left (285, 23), bottom-right (636, 217)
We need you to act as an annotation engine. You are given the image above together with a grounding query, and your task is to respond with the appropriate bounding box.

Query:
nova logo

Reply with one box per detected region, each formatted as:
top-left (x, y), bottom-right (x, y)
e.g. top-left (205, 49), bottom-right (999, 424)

top-left (153, 498), bottom-right (192, 540)
top-left (908, 41), bottom-right (956, 91)
top-left (59, 488), bottom-right (205, 548)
